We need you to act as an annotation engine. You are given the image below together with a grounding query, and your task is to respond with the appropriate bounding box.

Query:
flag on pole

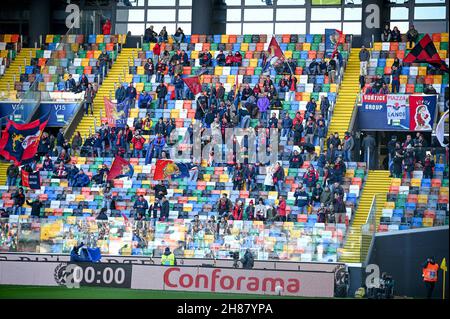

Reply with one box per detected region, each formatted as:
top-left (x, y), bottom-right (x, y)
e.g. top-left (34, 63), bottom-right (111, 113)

top-left (153, 159), bottom-right (190, 180)
top-left (0, 112), bottom-right (50, 166)
top-left (107, 156), bottom-right (134, 180)
top-left (104, 97), bottom-right (131, 128)
top-left (403, 34), bottom-right (449, 73)
top-left (183, 76), bottom-right (203, 95)
top-left (435, 110), bottom-right (449, 147)
top-left (263, 36), bottom-right (287, 74)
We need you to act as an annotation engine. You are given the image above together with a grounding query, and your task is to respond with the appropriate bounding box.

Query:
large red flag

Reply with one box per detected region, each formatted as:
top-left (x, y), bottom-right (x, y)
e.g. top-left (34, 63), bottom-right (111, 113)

top-left (183, 76), bottom-right (202, 95)
top-left (107, 156), bottom-right (134, 180)
top-left (0, 113), bottom-right (49, 166)
top-left (104, 97), bottom-right (116, 127)
top-left (403, 34), bottom-right (449, 73)
top-left (268, 36), bottom-right (284, 59)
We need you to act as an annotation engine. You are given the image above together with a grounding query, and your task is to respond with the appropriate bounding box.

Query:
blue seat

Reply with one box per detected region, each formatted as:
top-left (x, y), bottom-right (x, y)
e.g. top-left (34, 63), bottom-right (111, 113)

top-left (421, 179), bottom-right (431, 187)
top-left (280, 44), bottom-right (288, 51)
top-left (214, 35), bottom-right (221, 43)
top-left (401, 66), bottom-right (409, 75)
top-left (405, 202), bottom-right (416, 210)
top-left (393, 209), bottom-right (404, 218)
top-left (230, 67), bottom-right (238, 75)
top-left (300, 51), bottom-right (308, 60)
top-left (305, 34), bottom-right (313, 43)
top-left (88, 34), bottom-right (96, 44)
top-left (399, 224), bottom-right (410, 230)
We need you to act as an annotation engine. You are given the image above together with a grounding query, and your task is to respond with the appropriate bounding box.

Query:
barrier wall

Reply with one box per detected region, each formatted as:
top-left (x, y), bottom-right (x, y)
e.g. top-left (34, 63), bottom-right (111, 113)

top-left (0, 258), bottom-right (340, 297)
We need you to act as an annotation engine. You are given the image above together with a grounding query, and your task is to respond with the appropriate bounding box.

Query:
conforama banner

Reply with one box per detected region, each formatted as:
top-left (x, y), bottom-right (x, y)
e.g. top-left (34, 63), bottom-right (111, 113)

top-left (358, 94), bottom-right (437, 131)
top-left (36, 102), bottom-right (81, 127)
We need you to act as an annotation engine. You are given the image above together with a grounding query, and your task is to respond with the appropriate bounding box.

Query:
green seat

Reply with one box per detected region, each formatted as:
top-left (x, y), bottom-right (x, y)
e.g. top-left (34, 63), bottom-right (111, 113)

top-left (442, 179), bottom-right (449, 187)
top-left (287, 199), bottom-right (295, 206)
top-left (142, 43), bottom-right (150, 51)
top-left (440, 42), bottom-right (448, 50)
top-left (311, 92), bottom-right (319, 101)
top-left (283, 101), bottom-right (291, 110)
top-left (322, 84), bottom-right (330, 92)
top-left (254, 67), bottom-right (262, 75)
top-left (36, 50), bottom-right (44, 58)
top-left (415, 84), bottom-right (423, 93)
top-left (311, 43), bottom-right (319, 51)
top-left (292, 51), bottom-right (300, 60)
top-left (78, 50), bottom-right (86, 58)
top-left (140, 75), bottom-right (147, 83)
top-left (297, 59), bottom-right (306, 68)
top-left (98, 43), bottom-right (106, 51)
top-left (287, 43), bottom-right (296, 51)
top-left (376, 67), bottom-right (384, 76)
top-left (76, 66), bottom-right (84, 74)
top-left (210, 43), bottom-right (218, 51)
top-left (250, 119), bottom-right (259, 128)
top-left (53, 35), bottom-right (61, 43)
top-left (244, 35), bottom-right (252, 43)
top-left (341, 51), bottom-right (349, 59)
top-left (313, 35), bottom-right (322, 43)
top-left (442, 73), bottom-right (448, 84)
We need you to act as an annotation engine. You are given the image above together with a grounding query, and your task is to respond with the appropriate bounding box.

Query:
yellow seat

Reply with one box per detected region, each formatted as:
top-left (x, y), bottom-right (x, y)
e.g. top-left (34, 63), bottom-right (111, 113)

top-left (410, 178), bottom-right (421, 187)
top-left (418, 194), bottom-right (428, 204)
top-left (221, 35), bottom-right (229, 43)
top-left (391, 178), bottom-right (401, 186)
top-left (135, 83), bottom-right (144, 91)
top-left (45, 35), bottom-right (54, 43)
top-left (439, 50), bottom-right (447, 60)
top-left (240, 43), bottom-right (249, 51)
top-left (125, 74), bottom-right (133, 82)
top-left (191, 51), bottom-right (199, 59)
top-left (400, 75), bottom-right (408, 84)
top-left (93, 50), bottom-right (101, 59)
top-left (384, 202), bottom-right (395, 209)
top-left (345, 169), bottom-right (355, 178)
top-left (422, 217), bottom-right (434, 227)
top-left (302, 43), bottom-right (311, 51)
top-left (137, 66), bottom-right (145, 75)
top-left (96, 35), bottom-right (104, 44)
top-left (373, 42), bottom-right (382, 51)
top-left (418, 67), bottom-right (427, 76)
top-left (203, 174), bottom-right (211, 182)
top-left (214, 66), bottom-right (223, 75)
top-left (249, 58), bottom-right (258, 67)
top-left (284, 51), bottom-right (293, 59)
top-left (330, 84), bottom-right (337, 92)
top-left (441, 33), bottom-right (449, 42)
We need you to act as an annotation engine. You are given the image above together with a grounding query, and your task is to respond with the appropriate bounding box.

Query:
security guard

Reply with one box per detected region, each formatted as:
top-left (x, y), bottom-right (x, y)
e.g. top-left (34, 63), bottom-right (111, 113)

top-left (422, 257), bottom-right (439, 299)
top-left (161, 247), bottom-right (176, 266)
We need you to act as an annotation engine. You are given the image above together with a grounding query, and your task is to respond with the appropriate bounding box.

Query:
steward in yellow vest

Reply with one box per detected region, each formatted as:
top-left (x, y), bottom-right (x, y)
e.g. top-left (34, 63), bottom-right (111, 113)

top-left (161, 247), bottom-right (176, 266)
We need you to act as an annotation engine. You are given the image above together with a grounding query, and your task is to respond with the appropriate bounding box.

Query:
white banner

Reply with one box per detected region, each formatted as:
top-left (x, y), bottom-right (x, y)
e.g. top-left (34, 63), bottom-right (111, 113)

top-left (387, 94), bottom-right (408, 122)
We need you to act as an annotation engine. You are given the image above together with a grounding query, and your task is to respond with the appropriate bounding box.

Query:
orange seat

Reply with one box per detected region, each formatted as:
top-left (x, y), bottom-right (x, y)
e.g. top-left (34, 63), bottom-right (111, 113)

top-left (384, 66), bottom-right (392, 75)
top-left (282, 35), bottom-right (290, 43)
top-left (406, 84), bottom-right (415, 93)
top-left (228, 35), bottom-right (237, 43)
top-left (308, 51), bottom-right (317, 59)
top-left (389, 186), bottom-right (399, 193)
top-left (432, 33), bottom-right (441, 42)
top-left (202, 43), bottom-right (211, 51)
top-left (245, 51), bottom-right (253, 59)
top-left (407, 194), bottom-right (418, 203)
top-left (86, 51), bottom-right (94, 59)
top-left (191, 34), bottom-right (199, 43)
top-left (390, 42), bottom-right (399, 51)
top-left (256, 43), bottom-right (264, 51)
top-left (431, 179), bottom-right (442, 188)
top-left (183, 67), bottom-right (192, 75)
top-left (396, 50), bottom-right (405, 59)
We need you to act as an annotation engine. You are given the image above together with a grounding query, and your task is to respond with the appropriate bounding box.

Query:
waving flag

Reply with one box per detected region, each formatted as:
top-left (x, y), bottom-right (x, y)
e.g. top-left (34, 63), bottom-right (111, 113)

top-left (154, 159), bottom-right (190, 180)
top-left (0, 112), bottom-right (50, 166)
top-left (183, 76), bottom-right (202, 95)
top-left (107, 155), bottom-right (134, 180)
top-left (262, 36), bottom-right (285, 74)
top-left (403, 34), bottom-right (449, 73)
top-left (104, 97), bottom-right (131, 128)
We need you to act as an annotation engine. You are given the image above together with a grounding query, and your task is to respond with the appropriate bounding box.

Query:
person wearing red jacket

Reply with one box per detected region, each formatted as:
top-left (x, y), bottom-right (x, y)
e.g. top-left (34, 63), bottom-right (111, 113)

top-left (102, 19), bottom-right (111, 35)
top-left (225, 52), bottom-right (234, 66)
top-left (132, 133), bottom-right (146, 158)
top-left (276, 195), bottom-right (287, 221)
top-left (292, 111), bottom-right (303, 127)
top-left (231, 200), bottom-right (244, 220)
top-left (233, 51), bottom-right (242, 66)
top-left (153, 42), bottom-right (161, 63)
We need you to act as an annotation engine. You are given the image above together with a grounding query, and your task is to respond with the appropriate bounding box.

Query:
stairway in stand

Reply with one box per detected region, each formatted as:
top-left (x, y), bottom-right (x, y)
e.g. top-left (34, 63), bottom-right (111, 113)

top-left (0, 162), bottom-right (10, 185)
top-left (327, 48), bottom-right (361, 146)
top-left (0, 48), bottom-right (36, 95)
top-left (339, 170), bottom-right (392, 263)
top-left (71, 48), bottom-right (137, 140)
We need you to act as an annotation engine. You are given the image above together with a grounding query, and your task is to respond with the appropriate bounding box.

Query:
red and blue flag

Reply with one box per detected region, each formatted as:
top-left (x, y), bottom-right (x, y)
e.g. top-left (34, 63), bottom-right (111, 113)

top-left (0, 112), bottom-right (50, 166)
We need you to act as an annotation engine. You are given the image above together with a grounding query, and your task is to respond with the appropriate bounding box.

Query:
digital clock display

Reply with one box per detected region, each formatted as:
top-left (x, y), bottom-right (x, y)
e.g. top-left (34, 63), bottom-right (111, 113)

top-left (62, 263), bottom-right (132, 288)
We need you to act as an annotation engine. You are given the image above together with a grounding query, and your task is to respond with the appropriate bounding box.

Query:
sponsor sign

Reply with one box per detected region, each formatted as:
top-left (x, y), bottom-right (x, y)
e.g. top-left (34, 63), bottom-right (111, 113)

top-left (37, 102), bottom-right (80, 127)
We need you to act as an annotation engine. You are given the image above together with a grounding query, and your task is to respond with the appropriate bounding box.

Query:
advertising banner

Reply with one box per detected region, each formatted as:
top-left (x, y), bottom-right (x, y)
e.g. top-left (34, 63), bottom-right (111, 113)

top-left (386, 94), bottom-right (410, 130)
top-left (132, 265), bottom-right (335, 297)
top-left (409, 94), bottom-right (437, 131)
top-left (37, 102), bottom-right (80, 127)
top-left (358, 94), bottom-right (437, 131)
top-left (0, 101), bottom-right (35, 124)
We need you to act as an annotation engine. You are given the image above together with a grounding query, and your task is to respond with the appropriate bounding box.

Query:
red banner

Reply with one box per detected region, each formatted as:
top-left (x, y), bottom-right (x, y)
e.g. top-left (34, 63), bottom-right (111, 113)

top-left (107, 155), bottom-right (133, 180)
top-left (182, 76), bottom-right (202, 95)
top-left (104, 97), bottom-right (116, 127)
top-left (268, 37), bottom-right (284, 59)
top-left (409, 95), bottom-right (436, 131)
top-left (21, 170), bottom-right (41, 189)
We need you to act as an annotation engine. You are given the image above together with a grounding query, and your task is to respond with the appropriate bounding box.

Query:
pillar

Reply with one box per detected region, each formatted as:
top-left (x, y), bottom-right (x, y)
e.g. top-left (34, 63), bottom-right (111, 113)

top-left (361, 0), bottom-right (389, 47)
top-left (192, 0), bottom-right (213, 34)
top-left (29, 0), bottom-right (51, 47)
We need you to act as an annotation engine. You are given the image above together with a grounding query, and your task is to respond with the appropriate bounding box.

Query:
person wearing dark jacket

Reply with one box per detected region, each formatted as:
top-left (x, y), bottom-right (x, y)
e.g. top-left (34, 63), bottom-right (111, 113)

top-left (160, 196), bottom-right (170, 221)
top-left (134, 195), bottom-right (149, 216)
top-left (240, 249), bottom-right (254, 269)
top-left (6, 161), bottom-right (19, 187)
top-left (126, 83), bottom-right (137, 107)
top-left (73, 169), bottom-right (90, 187)
top-left (216, 50), bottom-right (226, 66)
top-left (156, 82), bottom-right (168, 109)
top-left (422, 153), bottom-right (435, 179)
top-left (12, 187), bottom-right (26, 215)
top-left (154, 182), bottom-right (168, 200)
top-left (289, 148), bottom-right (304, 168)
top-left (173, 75), bottom-right (184, 100)
top-left (311, 183), bottom-right (323, 206)
top-left (216, 194), bottom-right (233, 217)
top-left (294, 186), bottom-right (309, 215)
top-left (115, 85), bottom-right (127, 103)
top-left (273, 162), bottom-right (285, 193)
top-left (26, 198), bottom-right (43, 217)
